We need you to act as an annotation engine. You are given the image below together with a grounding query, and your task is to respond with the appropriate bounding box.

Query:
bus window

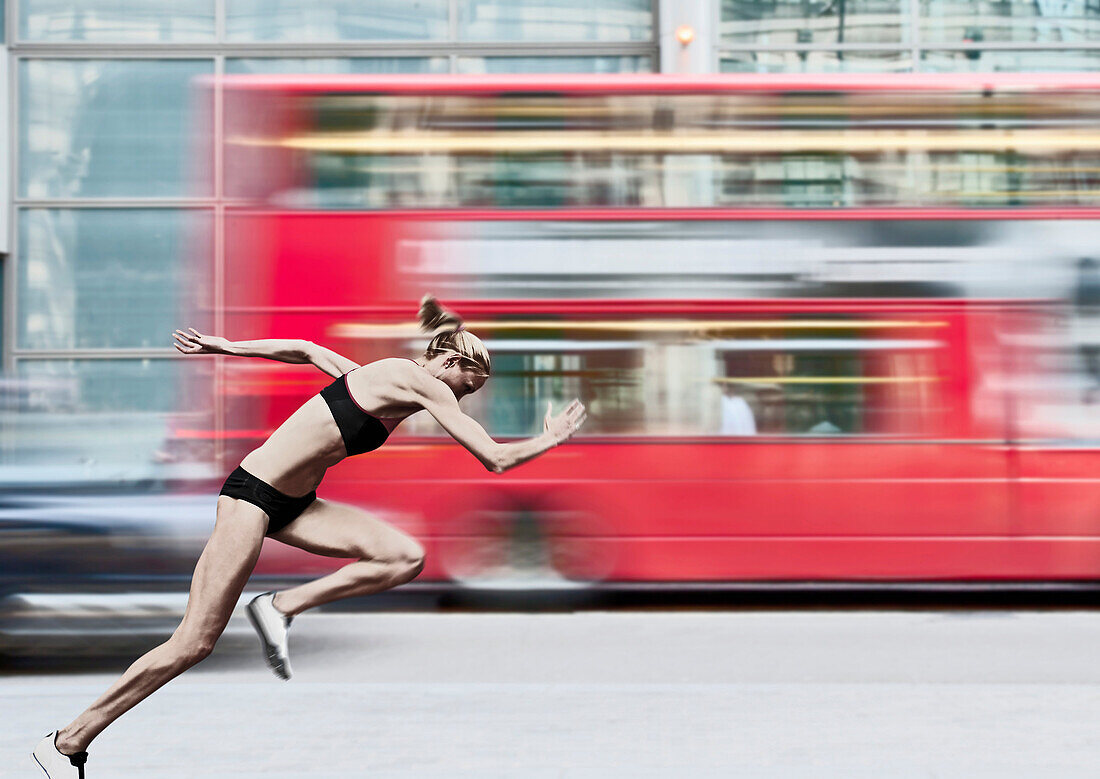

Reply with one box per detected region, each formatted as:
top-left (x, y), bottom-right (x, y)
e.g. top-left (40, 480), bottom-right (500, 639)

top-left (394, 315), bottom-right (947, 440)
top-left (712, 317), bottom-right (948, 438)
top-left (460, 346), bottom-right (644, 437)
top-left (233, 87), bottom-right (1100, 210)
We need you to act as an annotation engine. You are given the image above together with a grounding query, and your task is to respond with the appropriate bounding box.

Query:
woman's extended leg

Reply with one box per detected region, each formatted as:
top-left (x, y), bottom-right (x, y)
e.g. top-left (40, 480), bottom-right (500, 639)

top-left (267, 498), bottom-right (425, 617)
top-left (54, 497), bottom-right (268, 754)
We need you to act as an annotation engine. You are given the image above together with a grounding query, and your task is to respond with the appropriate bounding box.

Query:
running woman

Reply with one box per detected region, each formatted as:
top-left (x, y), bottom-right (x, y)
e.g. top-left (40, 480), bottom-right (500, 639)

top-left (33, 295), bottom-right (586, 777)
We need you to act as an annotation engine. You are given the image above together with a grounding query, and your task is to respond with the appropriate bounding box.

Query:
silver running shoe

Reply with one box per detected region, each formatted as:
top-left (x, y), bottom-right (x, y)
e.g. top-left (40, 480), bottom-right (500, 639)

top-left (32, 731), bottom-right (88, 778)
top-left (246, 591), bottom-right (293, 680)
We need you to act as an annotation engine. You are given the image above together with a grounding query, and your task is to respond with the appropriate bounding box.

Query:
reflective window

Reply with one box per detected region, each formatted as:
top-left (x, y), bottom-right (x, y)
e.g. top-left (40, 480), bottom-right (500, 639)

top-left (920, 48), bottom-right (1100, 72)
top-left (719, 49), bottom-right (912, 73)
top-left (20, 0), bottom-right (215, 42)
top-left (7, 359), bottom-right (211, 473)
top-left (226, 58), bottom-right (449, 75)
top-left (456, 56), bottom-right (651, 73)
top-left (18, 359), bottom-right (191, 412)
top-left (20, 59), bottom-right (212, 199)
top-left (226, 0), bottom-right (449, 41)
top-left (17, 209), bottom-right (213, 350)
top-left (458, 0), bottom-right (652, 42)
top-left (720, 0), bottom-right (910, 45)
top-left (921, 0), bottom-right (1100, 44)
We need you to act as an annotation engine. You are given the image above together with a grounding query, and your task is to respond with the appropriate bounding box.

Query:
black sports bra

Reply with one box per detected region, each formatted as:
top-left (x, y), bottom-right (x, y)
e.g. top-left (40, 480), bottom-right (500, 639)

top-left (319, 370), bottom-right (398, 456)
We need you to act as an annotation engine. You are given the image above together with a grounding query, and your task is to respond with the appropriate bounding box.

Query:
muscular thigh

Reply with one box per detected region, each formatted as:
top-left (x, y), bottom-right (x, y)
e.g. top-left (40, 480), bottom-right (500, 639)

top-left (269, 497), bottom-right (421, 562)
top-left (178, 496), bottom-right (268, 638)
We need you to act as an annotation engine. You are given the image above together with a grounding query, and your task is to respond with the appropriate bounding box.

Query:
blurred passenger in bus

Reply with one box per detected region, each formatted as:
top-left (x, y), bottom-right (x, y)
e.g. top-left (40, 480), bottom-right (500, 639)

top-left (719, 381), bottom-right (757, 436)
top-left (807, 401), bottom-right (843, 435)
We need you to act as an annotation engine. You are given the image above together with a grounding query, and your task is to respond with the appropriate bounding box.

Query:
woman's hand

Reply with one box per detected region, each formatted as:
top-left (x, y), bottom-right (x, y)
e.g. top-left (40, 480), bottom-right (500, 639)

top-left (173, 327), bottom-right (230, 355)
top-left (544, 399), bottom-right (587, 445)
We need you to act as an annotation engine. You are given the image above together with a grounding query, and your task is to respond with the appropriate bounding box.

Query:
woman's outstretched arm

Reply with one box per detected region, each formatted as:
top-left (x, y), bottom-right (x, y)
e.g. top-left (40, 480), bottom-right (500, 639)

top-left (413, 370), bottom-right (586, 473)
top-left (173, 328), bottom-right (359, 377)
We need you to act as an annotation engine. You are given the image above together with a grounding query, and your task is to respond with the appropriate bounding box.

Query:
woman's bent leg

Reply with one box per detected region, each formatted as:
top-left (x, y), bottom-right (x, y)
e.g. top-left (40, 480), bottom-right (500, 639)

top-left (55, 497), bottom-right (268, 754)
top-left (267, 498), bottom-right (425, 617)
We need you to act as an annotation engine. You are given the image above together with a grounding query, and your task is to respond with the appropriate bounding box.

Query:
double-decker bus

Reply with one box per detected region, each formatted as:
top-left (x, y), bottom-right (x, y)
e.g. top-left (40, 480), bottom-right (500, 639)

top-left (185, 74), bottom-right (1100, 587)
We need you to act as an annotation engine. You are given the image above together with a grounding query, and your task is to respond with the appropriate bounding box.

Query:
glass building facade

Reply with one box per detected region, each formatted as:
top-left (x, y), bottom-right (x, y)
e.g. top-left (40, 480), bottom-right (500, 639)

top-left (1, 0), bottom-right (657, 478)
top-left (719, 0), bottom-right (1100, 72)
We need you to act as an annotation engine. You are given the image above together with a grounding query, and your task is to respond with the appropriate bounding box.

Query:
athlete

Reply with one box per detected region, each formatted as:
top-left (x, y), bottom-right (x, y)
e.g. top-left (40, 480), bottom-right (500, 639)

top-left (33, 295), bottom-right (586, 777)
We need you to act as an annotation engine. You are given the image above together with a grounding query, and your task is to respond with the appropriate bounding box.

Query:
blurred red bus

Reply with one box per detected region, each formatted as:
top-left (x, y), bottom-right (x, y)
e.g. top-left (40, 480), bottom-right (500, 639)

top-left (182, 74), bottom-right (1100, 586)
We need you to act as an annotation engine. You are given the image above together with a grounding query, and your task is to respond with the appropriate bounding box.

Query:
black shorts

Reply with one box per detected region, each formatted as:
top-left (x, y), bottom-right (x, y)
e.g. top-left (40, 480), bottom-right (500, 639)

top-left (219, 465), bottom-right (316, 536)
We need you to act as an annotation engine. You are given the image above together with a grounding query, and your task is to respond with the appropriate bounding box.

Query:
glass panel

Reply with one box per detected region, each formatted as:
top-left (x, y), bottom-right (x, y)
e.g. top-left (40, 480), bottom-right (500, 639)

top-left (226, 0), bottom-right (448, 41)
top-left (456, 56), bottom-right (652, 73)
top-left (19, 359), bottom-right (185, 412)
top-left (20, 0), bottom-right (214, 42)
top-left (18, 209), bottom-right (213, 350)
top-left (20, 59), bottom-right (212, 199)
top-left (719, 49), bottom-right (912, 73)
top-left (721, 0), bottom-right (909, 45)
top-left (921, 48), bottom-right (1100, 71)
top-left (6, 359), bottom-right (214, 475)
top-left (459, 0), bottom-right (652, 42)
top-left (922, 0), bottom-right (1100, 44)
top-left (226, 58), bottom-right (448, 75)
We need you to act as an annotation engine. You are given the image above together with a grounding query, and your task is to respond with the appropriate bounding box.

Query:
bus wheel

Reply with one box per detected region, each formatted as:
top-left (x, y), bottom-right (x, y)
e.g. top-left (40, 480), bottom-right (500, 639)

top-left (440, 498), bottom-right (603, 592)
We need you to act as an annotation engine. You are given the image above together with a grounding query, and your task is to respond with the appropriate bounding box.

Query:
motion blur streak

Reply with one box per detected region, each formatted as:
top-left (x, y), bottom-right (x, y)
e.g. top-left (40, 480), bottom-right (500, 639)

top-left (7, 74), bottom-right (1100, 654)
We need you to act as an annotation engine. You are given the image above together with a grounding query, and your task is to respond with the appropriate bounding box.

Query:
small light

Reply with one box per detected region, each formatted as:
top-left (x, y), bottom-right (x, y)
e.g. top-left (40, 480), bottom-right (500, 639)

top-left (675, 25), bottom-right (695, 46)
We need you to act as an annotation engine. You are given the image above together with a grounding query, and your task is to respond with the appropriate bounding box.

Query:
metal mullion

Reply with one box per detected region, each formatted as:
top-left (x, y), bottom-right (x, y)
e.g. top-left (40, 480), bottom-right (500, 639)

top-left (5, 12), bottom-right (17, 377)
top-left (2, 3), bottom-right (12, 467)
top-left (213, 52), bottom-right (226, 472)
top-left (11, 47), bottom-right (219, 58)
top-left (12, 41), bottom-right (657, 56)
top-left (6, 0), bottom-right (15, 46)
top-left (651, 0), bottom-right (660, 49)
top-left (712, 0), bottom-right (722, 73)
top-left (719, 42), bottom-right (922, 53)
top-left (719, 41), bottom-right (1100, 53)
top-left (641, 0), bottom-right (659, 73)
top-left (12, 42), bottom-right (228, 54)
top-left (910, 0), bottom-right (922, 72)
top-left (449, 0), bottom-right (459, 43)
top-left (15, 199), bottom-right (215, 208)
top-left (926, 41), bottom-right (1100, 51)
top-left (14, 350), bottom-right (180, 360)
top-left (216, 0), bottom-right (226, 43)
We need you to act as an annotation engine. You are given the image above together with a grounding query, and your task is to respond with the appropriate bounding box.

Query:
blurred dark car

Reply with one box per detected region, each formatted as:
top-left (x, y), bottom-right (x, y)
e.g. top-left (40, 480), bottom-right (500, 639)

top-left (0, 487), bottom-right (216, 656)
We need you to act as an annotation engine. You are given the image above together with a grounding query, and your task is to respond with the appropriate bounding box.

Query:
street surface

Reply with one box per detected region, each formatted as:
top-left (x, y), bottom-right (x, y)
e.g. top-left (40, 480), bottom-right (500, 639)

top-left (5, 608), bottom-right (1100, 777)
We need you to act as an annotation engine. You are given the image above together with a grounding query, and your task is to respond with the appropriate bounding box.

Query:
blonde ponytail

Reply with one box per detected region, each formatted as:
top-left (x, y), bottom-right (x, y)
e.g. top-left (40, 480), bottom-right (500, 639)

top-left (418, 293), bottom-right (463, 333)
